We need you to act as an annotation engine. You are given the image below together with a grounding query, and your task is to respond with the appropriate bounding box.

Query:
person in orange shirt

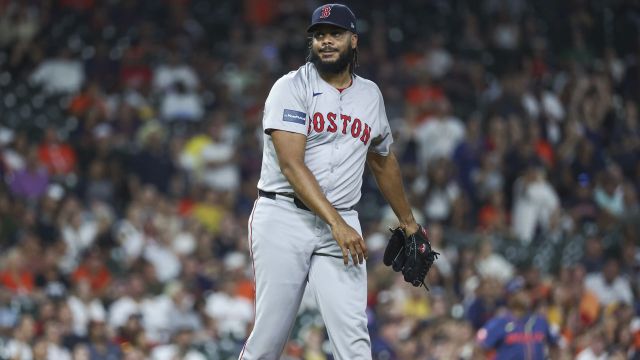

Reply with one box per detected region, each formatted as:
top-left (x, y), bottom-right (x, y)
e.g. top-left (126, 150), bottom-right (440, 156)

top-left (72, 249), bottom-right (112, 298)
top-left (477, 190), bottom-right (510, 234)
top-left (0, 248), bottom-right (35, 294)
top-left (69, 82), bottom-right (108, 119)
top-left (38, 127), bottom-right (77, 176)
top-left (572, 264), bottom-right (600, 327)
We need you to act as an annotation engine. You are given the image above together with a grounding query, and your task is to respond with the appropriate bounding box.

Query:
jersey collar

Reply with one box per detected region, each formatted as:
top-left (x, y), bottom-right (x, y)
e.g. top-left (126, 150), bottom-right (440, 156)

top-left (311, 62), bottom-right (357, 95)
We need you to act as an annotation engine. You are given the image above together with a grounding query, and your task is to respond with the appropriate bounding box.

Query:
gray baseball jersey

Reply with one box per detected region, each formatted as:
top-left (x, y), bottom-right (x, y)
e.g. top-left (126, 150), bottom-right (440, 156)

top-left (241, 63), bottom-right (392, 360)
top-left (257, 62), bottom-right (394, 209)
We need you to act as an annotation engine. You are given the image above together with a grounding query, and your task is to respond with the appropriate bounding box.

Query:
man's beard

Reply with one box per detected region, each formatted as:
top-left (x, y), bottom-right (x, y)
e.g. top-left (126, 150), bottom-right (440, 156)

top-left (309, 45), bottom-right (354, 75)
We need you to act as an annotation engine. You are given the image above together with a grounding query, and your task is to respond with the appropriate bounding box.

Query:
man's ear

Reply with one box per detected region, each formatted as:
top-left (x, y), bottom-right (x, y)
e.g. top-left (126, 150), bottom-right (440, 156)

top-left (351, 33), bottom-right (358, 49)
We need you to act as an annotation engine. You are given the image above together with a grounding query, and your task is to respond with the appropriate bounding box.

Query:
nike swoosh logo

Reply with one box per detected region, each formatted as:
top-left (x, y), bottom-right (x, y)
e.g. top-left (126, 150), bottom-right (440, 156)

top-left (312, 92), bottom-right (323, 97)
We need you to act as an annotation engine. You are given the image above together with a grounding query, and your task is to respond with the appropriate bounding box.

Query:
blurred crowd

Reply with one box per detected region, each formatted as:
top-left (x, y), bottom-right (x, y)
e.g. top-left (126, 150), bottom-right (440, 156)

top-left (0, 0), bottom-right (639, 359)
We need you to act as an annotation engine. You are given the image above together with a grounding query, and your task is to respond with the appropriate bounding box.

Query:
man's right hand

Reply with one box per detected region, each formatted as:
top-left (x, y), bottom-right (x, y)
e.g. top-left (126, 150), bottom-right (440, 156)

top-left (331, 221), bottom-right (367, 266)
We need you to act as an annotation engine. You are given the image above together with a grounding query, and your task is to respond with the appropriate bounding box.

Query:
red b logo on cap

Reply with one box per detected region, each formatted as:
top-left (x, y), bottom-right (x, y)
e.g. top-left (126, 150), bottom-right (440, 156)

top-left (320, 5), bottom-right (331, 18)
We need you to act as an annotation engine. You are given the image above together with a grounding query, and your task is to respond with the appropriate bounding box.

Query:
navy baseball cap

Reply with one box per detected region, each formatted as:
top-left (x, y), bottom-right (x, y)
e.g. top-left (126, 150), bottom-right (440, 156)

top-left (307, 4), bottom-right (357, 34)
top-left (505, 276), bottom-right (525, 295)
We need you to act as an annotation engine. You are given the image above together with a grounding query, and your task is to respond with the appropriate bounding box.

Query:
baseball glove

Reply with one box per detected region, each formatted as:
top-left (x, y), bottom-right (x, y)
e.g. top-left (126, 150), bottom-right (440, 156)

top-left (383, 226), bottom-right (406, 272)
top-left (383, 225), bottom-right (439, 289)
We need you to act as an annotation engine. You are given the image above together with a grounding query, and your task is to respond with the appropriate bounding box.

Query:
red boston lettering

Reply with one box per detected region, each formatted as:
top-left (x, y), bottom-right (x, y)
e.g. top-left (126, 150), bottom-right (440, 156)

top-left (313, 112), bottom-right (325, 133)
top-left (340, 115), bottom-right (352, 134)
top-left (505, 332), bottom-right (545, 344)
top-left (327, 112), bottom-right (338, 133)
top-left (351, 118), bottom-right (362, 138)
top-left (308, 112), bottom-right (371, 146)
top-left (360, 123), bottom-right (371, 145)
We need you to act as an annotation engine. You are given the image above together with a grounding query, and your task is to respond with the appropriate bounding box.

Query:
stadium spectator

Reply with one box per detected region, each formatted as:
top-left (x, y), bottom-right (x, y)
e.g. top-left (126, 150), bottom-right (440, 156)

top-left (159, 81), bottom-right (204, 123)
top-left (1, 129), bottom-right (28, 174)
top-left (413, 98), bottom-right (465, 168)
top-left (30, 48), bottom-right (84, 94)
top-left (180, 113), bottom-right (241, 192)
top-left (8, 145), bottom-right (49, 201)
top-left (153, 52), bottom-right (199, 93)
top-left (0, 247), bottom-right (35, 295)
top-left (584, 257), bottom-right (634, 307)
top-left (204, 275), bottom-right (253, 341)
top-left (476, 277), bottom-right (560, 359)
top-left (465, 276), bottom-right (504, 331)
top-left (511, 160), bottom-right (560, 244)
top-left (419, 158), bottom-right (461, 223)
top-left (107, 274), bottom-right (153, 334)
top-left (3, 314), bottom-right (36, 360)
top-left (575, 328), bottom-right (607, 360)
top-left (130, 123), bottom-right (175, 194)
top-left (150, 326), bottom-right (206, 360)
top-left (42, 320), bottom-right (73, 360)
top-left (67, 279), bottom-right (107, 337)
top-left (475, 238), bottom-right (515, 283)
top-left (37, 127), bottom-right (77, 177)
top-left (87, 319), bottom-right (122, 359)
top-left (71, 249), bottom-right (112, 299)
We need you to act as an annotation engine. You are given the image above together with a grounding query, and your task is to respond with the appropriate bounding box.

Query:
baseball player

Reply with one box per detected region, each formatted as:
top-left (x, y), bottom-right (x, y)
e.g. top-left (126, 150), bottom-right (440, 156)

top-left (239, 4), bottom-right (422, 360)
top-left (476, 277), bottom-right (560, 360)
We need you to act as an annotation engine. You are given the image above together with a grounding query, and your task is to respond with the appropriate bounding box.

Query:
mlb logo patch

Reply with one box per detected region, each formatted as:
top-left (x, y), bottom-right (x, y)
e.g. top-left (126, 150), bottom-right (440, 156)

top-left (282, 109), bottom-right (306, 125)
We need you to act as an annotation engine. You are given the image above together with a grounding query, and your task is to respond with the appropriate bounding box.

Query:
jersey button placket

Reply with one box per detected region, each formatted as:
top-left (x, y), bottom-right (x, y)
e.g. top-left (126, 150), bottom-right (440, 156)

top-left (332, 104), bottom-right (340, 174)
top-left (331, 99), bottom-right (340, 175)
top-left (330, 141), bottom-right (337, 173)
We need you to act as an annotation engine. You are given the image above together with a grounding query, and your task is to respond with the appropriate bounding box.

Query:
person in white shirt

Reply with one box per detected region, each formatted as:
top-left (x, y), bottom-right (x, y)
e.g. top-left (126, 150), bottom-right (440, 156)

top-left (521, 82), bottom-right (565, 144)
top-left (4, 314), bottom-right (36, 360)
top-left (0, 128), bottom-right (28, 174)
top-left (150, 327), bottom-right (206, 360)
top-left (178, 113), bottom-right (241, 193)
top-left (114, 206), bottom-right (145, 264)
top-left (108, 275), bottom-right (153, 332)
top-left (475, 237), bottom-right (515, 283)
top-left (67, 279), bottom-right (106, 337)
top-left (584, 257), bottom-right (633, 306)
top-left (143, 233), bottom-right (181, 283)
top-left (422, 34), bottom-right (453, 79)
top-left (414, 98), bottom-right (465, 169)
top-left (421, 158), bottom-right (461, 222)
top-left (153, 52), bottom-right (199, 93)
top-left (61, 210), bottom-right (98, 269)
top-left (575, 329), bottom-right (607, 360)
top-left (30, 48), bottom-right (84, 94)
top-left (42, 321), bottom-right (72, 360)
top-left (511, 162), bottom-right (560, 244)
top-left (205, 277), bottom-right (253, 340)
top-left (160, 81), bottom-right (204, 122)
top-left (142, 281), bottom-right (201, 344)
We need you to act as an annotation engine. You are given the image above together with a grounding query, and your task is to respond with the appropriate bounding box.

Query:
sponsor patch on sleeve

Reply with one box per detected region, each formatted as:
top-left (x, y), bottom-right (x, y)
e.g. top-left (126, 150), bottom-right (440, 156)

top-left (282, 109), bottom-right (307, 125)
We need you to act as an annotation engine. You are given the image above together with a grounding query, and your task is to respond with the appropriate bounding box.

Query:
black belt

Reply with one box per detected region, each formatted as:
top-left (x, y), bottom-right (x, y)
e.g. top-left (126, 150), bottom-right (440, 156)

top-left (258, 190), bottom-right (354, 212)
